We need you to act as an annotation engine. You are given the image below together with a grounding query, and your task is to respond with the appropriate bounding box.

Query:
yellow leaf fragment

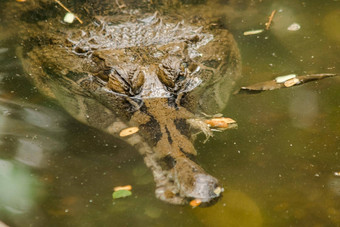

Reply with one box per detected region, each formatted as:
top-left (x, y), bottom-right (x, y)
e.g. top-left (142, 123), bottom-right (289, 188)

top-left (213, 186), bottom-right (223, 196)
top-left (113, 185), bottom-right (132, 191)
top-left (190, 199), bottom-right (202, 208)
top-left (204, 117), bottom-right (237, 129)
top-left (119, 127), bottom-right (139, 137)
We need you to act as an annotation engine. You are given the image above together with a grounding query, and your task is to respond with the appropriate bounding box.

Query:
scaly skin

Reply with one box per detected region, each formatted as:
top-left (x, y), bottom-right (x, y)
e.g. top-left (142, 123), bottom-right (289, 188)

top-left (3, 0), bottom-right (241, 205)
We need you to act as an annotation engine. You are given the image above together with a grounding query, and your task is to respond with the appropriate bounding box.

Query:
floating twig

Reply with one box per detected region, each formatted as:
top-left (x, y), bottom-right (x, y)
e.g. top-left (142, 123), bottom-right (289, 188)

top-left (265, 10), bottom-right (276, 30)
top-left (54, 0), bottom-right (83, 24)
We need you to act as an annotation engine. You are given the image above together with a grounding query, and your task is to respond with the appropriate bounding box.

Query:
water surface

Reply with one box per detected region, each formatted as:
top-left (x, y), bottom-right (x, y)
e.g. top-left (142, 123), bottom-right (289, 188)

top-left (0, 0), bottom-right (339, 226)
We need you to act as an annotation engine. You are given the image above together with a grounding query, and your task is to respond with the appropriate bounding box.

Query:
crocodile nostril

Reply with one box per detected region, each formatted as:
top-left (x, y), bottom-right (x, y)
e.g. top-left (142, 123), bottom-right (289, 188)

top-left (159, 155), bottom-right (177, 170)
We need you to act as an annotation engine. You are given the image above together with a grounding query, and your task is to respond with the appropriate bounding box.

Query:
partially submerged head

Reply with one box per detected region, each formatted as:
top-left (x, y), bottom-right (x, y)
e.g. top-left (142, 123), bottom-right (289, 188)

top-left (154, 156), bottom-right (223, 205)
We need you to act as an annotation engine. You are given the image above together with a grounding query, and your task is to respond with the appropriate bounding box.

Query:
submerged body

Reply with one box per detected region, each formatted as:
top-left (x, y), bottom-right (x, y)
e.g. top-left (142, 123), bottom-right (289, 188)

top-left (4, 0), bottom-right (241, 204)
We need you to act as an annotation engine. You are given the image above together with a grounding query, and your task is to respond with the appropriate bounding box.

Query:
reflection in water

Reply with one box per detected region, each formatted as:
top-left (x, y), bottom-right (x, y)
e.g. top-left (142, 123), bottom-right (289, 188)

top-left (0, 97), bottom-right (65, 225)
top-left (0, 98), bottom-right (66, 168)
top-left (194, 190), bottom-right (262, 227)
top-left (329, 176), bottom-right (340, 196)
top-left (288, 88), bottom-right (319, 129)
top-left (0, 159), bottom-right (42, 214)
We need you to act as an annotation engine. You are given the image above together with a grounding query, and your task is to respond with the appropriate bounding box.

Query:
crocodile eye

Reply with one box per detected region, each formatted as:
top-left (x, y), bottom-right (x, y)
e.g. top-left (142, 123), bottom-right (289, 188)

top-left (107, 70), bottom-right (129, 94)
top-left (157, 64), bottom-right (176, 88)
top-left (129, 70), bottom-right (145, 95)
top-left (107, 66), bottom-right (145, 96)
top-left (157, 64), bottom-right (191, 93)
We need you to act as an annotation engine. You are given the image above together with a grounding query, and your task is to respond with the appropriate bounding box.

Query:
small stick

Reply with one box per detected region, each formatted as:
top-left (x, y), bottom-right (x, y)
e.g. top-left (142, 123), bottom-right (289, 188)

top-left (265, 10), bottom-right (276, 30)
top-left (54, 0), bottom-right (83, 24)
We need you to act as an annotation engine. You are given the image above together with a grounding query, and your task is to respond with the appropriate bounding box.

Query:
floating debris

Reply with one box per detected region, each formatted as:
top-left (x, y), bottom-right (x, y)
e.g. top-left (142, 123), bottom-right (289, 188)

top-left (287, 23), bottom-right (301, 31)
top-left (112, 190), bottom-right (132, 199)
top-left (63, 12), bottom-right (75, 24)
top-left (113, 185), bottom-right (132, 191)
top-left (283, 78), bottom-right (300, 87)
top-left (213, 186), bottom-right (223, 196)
top-left (265, 10), bottom-right (277, 30)
top-left (334, 172), bottom-right (340, 177)
top-left (243, 29), bottom-right (264, 36)
top-left (190, 199), bottom-right (202, 208)
top-left (204, 117), bottom-right (238, 130)
top-left (235, 73), bottom-right (338, 94)
top-left (275, 74), bottom-right (297, 83)
top-left (54, 0), bottom-right (83, 24)
top-left (112, 184), bottom-right (133, 199)
top-left (16, 0), bottom-right (26, 2)
top-left (119, 127), bottom-right (139, 137)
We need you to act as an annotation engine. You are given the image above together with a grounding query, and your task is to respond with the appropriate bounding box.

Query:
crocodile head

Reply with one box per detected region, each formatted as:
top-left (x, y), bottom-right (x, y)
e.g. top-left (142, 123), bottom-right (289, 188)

top-left (64, 14), bottom-right (240, 204)
top-left (11, 5), bottom-right (241, 205)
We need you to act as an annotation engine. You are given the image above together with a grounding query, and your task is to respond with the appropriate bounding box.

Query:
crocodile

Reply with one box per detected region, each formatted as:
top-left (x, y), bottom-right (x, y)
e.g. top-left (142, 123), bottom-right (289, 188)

top-left (3, 0), bottom-right (241, 205)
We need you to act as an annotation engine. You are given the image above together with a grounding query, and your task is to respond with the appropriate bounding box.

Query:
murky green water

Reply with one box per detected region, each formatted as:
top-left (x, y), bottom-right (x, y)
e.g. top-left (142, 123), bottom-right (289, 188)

top-left (0, 0), bottom-right (339, 226)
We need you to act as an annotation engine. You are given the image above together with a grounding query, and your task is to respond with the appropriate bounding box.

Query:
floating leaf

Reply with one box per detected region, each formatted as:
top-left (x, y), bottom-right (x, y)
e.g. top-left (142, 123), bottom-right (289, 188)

top-left (235, 73), bottom-right (337, 94)
top-left (112, 190), bottom-right (132, 199)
